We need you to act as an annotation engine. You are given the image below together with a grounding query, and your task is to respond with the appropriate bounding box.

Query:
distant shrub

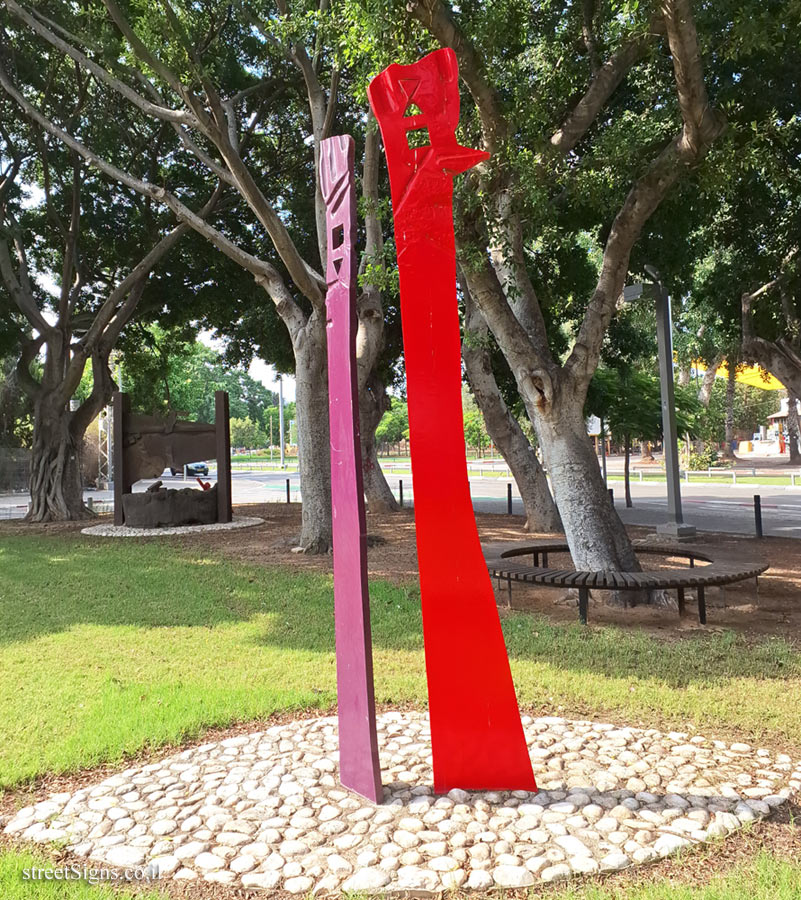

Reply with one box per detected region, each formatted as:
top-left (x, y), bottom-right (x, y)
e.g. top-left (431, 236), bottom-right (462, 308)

top-left (688, 445), bottom-right (721, 470)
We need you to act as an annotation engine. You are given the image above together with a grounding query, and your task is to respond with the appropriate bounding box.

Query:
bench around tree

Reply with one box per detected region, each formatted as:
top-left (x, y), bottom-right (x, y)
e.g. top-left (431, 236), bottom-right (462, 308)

top-left (482, 540), bottom-right (768, 625)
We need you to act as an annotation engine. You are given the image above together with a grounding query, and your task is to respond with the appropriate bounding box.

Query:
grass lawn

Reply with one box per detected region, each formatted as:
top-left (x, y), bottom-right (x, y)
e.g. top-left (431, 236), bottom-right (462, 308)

top-left (0, 531), bottom-right (799, 897)
top-left (1, 533), bottom-right (801, 789)
top-left (0, 850), bottom-right (166, 899)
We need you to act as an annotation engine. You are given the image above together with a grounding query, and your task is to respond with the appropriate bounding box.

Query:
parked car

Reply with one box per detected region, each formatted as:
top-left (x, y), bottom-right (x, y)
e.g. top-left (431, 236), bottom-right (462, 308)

top-left (170, 462), bottom-right (209, 476)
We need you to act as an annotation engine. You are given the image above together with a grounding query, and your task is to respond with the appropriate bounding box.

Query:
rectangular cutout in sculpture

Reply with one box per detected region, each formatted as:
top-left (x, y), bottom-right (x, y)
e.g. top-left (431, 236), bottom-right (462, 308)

top-left (369, 49), bottom-right (536, 793)
top-left (320, 134), bottom-right (383, 803)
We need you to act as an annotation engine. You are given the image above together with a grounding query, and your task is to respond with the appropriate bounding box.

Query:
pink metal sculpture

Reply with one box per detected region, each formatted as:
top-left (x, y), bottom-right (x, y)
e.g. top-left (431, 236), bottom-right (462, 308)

top-left (369, 49), bottom-right (536, 793)
top-left (320, 134), bottom-right (383, 803)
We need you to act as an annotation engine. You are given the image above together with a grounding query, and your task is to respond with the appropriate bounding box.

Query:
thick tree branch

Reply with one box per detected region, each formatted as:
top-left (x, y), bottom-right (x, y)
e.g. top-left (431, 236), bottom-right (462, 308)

top-left (741, 247), bottom-right (798, 329)
top-left (0, 229), bottom-right (53, 335)
top-left (58, 154), bottom-right (81, 324)
top-left (101, 0), bottom-right (187, 97)
top-left (15, 333), bottom-right (45, 399)
top-left (0, 59), bottom-right (309, 341)
top-left (133, 73), bottom-right (236, 186)
top-left (741, 249), bottom-right (800, 393)
top-left (460, 282), bottom-right (561, 531)
top-left (408, 0), bottom-right (552, 353)
top-left (582, 0), bottom-right (601, 73)
top-left (408, 0), bottom-right (507, 153)
top-left (566, 0), bottom-right (725, 383)
top-left (194, 106), bottom-right (326, 305)
top-left (456, 233), bottom-right (558, 415)
top-left (263, 4), bottom-right (333, 268)
top-left (0, 156), bottom-right (22, 211)
top-left (69, 347), bottom-right (113, 440)
top-left (3, 0), bottom-right (195, 125)
top-left (12, 5), bottom-right (231, 186)
top-left (661, 0), bottom-right (719, 156)
top-left (550, 15), bottom-right (664, 153)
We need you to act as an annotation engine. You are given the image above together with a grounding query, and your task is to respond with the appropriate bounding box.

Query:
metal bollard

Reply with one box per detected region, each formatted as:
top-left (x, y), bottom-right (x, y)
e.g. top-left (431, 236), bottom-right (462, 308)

top-left (399, 479), bottom-right (404, 508)
top-left (286, 478), bottom-right (291, 503)
top-left (608, 488), bottom-right (614, 504)
top-left (754, 494), bottom-right (763, 538)
top-left (507, 483), bottom-right (512, 515)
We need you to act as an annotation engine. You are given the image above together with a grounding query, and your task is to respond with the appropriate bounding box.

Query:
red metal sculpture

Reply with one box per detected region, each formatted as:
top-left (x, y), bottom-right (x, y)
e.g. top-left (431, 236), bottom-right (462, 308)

top-left (369, 49), bottom-right (536, 792)
top-left (320, 134), bottom-right (383, 802)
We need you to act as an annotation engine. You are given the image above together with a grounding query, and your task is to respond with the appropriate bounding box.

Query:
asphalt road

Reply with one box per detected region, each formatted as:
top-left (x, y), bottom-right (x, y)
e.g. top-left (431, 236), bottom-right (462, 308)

top-left (3, 467), bottom-right (800, 538)
top-left (464, 478), bottom-right (801, 539)
top-left (221, 469), bottom-right (801, 539)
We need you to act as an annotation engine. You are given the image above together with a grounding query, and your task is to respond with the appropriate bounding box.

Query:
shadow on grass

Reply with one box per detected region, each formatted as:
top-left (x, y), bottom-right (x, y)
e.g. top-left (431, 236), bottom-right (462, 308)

top-left (1, 534), bottom-right (800, 690)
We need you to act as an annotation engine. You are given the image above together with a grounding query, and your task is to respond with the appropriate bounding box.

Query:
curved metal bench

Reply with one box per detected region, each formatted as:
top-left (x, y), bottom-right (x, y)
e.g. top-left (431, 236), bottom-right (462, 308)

top-left (482, 540), bottom-right (768, 625)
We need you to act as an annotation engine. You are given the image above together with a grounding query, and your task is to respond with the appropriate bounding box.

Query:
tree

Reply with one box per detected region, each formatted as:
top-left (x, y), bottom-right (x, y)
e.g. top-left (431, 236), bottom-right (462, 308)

top-left (358, 0), bottom-right (726, 583)
top-left (700, 377), bottom-right (780, 448)
top-left (673, 1), bottom-right (801, 403)
top-left (118, 326), bottom-right (277, 424)
top-left (462, 401), bottom-right (489, 457)
top-left (0, 0), bottom-right (400, 546)
top-left (461, 299), bottom-right (561, 531)
top-left (0, 79), bottom-right (207, 519)
top-left (230, 416), bottom-right (266, 450)
top-left (374, 397), bottom-right (408, 449)
top-left (787, 391), bottom-right (801, 464)
top-left (587, 367), bottom-right (699, 509)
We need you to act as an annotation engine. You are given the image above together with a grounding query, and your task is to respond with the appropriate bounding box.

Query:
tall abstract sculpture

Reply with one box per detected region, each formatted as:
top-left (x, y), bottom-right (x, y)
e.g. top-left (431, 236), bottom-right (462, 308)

top-left (369, 49), bottom-right (536, 792)
top-left (320, 135), bottom-right (383, 803)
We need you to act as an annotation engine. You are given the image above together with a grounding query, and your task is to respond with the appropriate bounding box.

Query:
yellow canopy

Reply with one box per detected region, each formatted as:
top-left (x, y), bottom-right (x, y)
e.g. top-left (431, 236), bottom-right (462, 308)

top-left (692, 360), bottom-right (784, 391)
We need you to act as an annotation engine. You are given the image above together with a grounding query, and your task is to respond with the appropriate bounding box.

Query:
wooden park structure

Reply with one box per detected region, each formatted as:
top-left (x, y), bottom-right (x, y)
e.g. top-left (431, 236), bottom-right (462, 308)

top-left (112, 391), bottom-right (232, 527)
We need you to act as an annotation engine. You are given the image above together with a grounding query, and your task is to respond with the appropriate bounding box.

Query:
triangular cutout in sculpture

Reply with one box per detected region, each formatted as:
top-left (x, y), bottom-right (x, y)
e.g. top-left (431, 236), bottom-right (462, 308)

top-left (399, 78), bottom-right (420, 103)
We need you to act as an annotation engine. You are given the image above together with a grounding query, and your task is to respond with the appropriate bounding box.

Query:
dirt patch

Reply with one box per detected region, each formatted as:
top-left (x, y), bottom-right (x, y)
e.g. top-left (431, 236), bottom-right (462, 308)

top-left (163, 503), bottom-right (801, 645)
top-left (3, 501), bottom-right (799, 641)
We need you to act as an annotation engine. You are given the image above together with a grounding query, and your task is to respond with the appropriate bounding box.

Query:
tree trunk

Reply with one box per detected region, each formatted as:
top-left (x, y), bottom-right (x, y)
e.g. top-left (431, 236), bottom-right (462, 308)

top-left (359, 370), bottom-right (399, 513)
top-left (294, 315), bottom-right (333, 552)
top-left (722, 362), bottom-right (736, 459)
top-left (787, 391), bottom-right (801, 464)
top-left (27, 399), bottom-right (89, 522)
top-left (639, 440), bottom-right (654, 461)
top-left (536, 405), bottom-right (636, 570)
top-left (355, 119), bottom-right (400, 515)
top-left (534, 404), bottom-right (670, 606)
top-left (624, 433), bottom-right (632, 507)
top-left (462, 297), bottom-right (561, 532)
top-left (697, 356), bottom-right (721, 407)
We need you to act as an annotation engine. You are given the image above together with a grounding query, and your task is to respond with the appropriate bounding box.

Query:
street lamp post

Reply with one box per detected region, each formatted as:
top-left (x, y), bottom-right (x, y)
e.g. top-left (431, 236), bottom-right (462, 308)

top-left (624, 270), bottom-right (696, 540)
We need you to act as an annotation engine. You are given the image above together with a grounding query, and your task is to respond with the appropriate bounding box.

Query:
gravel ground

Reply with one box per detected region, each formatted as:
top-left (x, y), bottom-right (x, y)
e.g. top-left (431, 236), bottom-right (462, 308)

top-left (4, 712), bottom-right (799, 894)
